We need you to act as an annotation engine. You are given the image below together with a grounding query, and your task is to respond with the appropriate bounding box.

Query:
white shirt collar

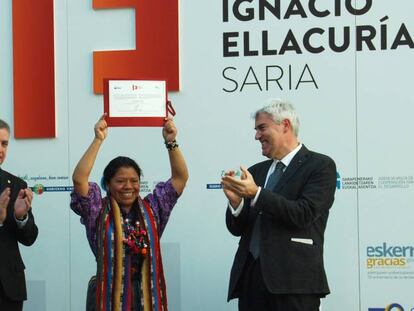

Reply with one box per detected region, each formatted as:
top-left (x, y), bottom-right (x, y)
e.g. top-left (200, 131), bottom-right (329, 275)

top-left (277, 142), bottom-right (302, 168)
top-left (265, 143), bottom-right (302, 185)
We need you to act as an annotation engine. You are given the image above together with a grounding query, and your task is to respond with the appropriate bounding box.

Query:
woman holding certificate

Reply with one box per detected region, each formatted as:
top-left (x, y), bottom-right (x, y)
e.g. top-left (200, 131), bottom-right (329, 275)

top-left (70, 114), bottom-right (188, 311)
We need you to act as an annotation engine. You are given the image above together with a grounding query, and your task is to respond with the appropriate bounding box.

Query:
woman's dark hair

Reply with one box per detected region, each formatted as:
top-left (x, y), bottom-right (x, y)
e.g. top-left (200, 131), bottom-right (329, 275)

top-left (101, 156), bottom-right (142, 192)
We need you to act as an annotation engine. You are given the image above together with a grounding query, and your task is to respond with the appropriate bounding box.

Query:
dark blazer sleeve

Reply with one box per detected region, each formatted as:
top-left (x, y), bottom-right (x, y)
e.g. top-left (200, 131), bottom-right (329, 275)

top-left (255, 153), bottom-right (336, 229)
top-left (225, 199), bottom-right (250, 237)
top-left (10, 177), bottom-right (38, 245)
top-left (15, 208), bottom-right (38, 246)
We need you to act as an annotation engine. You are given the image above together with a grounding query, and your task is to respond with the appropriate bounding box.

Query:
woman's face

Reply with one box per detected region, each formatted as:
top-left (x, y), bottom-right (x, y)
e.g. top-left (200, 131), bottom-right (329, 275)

top-left (107, 166), bottom-right (140, 210)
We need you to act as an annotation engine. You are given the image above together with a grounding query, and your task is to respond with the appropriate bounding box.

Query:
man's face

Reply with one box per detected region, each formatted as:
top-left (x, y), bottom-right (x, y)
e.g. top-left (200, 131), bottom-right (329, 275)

top-left (0, 128), bottom-right (10, 165)
top-left (254, 113), bottom-right (285, 159)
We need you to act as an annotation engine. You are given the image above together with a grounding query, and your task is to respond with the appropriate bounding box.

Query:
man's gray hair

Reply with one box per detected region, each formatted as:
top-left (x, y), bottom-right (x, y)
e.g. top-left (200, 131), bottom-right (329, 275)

top-left (253, 98), bottom-right (300, 137)
top-left (0, 119), bottom-right (10, 133)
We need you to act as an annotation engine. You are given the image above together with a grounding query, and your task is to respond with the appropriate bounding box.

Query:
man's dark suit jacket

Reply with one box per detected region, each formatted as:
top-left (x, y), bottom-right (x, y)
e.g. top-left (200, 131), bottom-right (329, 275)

top-left (0, 168), bottom-right (38, 302)
top-left (226, 145), bottom-right (336, 301)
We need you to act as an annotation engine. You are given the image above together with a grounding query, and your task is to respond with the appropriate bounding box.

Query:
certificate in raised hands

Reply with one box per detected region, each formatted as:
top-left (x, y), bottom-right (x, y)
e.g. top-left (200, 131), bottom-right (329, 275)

top-left (104, 79), bottom-right (168, 127)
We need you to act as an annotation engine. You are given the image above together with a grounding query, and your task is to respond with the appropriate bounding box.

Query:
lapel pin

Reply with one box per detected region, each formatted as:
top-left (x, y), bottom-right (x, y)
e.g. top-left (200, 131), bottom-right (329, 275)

top-left (7, 180), bottom-right (11, 184)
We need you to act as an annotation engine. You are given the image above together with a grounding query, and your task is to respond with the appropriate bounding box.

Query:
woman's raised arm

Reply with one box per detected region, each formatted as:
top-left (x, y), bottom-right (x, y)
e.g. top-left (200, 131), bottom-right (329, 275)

top-left (163, 118), bottom-right (189, 195)
top-left (72, 114), bottom-right (108, 197)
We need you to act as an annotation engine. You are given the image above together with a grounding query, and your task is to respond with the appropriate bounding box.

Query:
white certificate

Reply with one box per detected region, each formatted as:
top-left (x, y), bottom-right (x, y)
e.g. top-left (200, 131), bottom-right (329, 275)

top-left (108, 80), bottom-right (166, 118)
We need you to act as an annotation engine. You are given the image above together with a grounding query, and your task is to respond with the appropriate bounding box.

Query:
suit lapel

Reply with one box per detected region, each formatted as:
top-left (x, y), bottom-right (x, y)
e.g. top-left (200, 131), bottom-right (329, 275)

top-left (0, 168), bottom-right (8, 192)
top-left (275, 145), bottom-right (310, 192)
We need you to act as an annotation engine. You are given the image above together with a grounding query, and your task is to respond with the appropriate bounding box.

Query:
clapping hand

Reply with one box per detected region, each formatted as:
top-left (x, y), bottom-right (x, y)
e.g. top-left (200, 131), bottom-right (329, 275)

top-left (0, 188), bottom-right (11, 224)
top-left (14, 188), bottom-right (33, 220)
top-left (221, 166), bottom-right (259, 202)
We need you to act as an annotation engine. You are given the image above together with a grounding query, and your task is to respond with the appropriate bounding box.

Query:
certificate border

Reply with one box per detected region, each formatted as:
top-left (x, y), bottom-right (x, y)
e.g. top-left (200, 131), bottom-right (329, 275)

top-left (103, 78), bottom-right (168, 127)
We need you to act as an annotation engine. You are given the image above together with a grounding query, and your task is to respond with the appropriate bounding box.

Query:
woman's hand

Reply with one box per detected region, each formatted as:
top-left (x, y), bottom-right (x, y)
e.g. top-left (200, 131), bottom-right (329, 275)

top-left (94, 114), bottom-right (108, 141)
top-left (163, 117), bottom-right (177, 142)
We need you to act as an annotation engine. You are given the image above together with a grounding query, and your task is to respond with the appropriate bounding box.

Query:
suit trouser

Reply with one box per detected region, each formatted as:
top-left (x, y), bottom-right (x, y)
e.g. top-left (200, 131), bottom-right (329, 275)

top-left (0, 282), bottom-right (23, 311)
top-left (238, 254), bottom-right (321, 311)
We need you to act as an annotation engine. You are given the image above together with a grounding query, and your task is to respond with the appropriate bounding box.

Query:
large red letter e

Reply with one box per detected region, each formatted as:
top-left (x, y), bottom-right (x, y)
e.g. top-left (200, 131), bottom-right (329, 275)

top-left (93, 0), bottom-right (179, 94)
